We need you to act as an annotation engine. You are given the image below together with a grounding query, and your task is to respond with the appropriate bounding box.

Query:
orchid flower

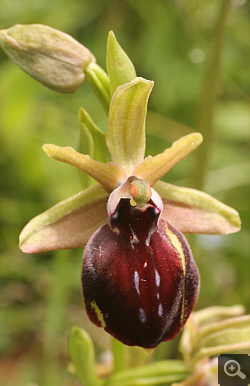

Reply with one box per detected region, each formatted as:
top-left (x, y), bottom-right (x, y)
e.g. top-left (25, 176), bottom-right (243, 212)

top-left (1, 25), bottom-right (240, 349)
top-left (18, 76), bottom-right (240, 348)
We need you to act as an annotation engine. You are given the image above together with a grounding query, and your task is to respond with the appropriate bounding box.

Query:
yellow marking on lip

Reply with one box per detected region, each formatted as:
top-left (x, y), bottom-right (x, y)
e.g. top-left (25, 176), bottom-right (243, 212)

top-left (165, 223), bottom-right (186, 324)
top-left (90, 301), bottom-right (106, 328)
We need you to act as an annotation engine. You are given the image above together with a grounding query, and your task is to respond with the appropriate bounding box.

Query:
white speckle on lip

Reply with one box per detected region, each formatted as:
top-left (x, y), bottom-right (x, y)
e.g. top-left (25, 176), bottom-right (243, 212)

top-left (158, 303), bottom-right (163, 317)
top-left (155, 270), bottom-right (160, 287)
top-left (139, 308), bottom-right (147, 323)
top-left (134, 270), bottom-right (140, 295)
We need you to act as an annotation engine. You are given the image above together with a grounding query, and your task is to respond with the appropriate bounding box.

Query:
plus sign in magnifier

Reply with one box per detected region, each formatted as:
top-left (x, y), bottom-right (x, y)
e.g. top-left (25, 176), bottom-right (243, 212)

top-left (224, 360), bottom-right (246, 379)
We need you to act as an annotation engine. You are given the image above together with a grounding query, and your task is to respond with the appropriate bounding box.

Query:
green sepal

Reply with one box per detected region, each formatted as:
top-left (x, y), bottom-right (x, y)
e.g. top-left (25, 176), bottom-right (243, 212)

top-left (78, 107), bottom-right (109, 188)
top-left (106, 77), bottom-right (153, 173)
top-left (68, 326), bottom-right (104, 386)
top-left (106, 31), bottom-right (137, 95)
top-left (105, 360), bottom-right (190, 386)
top-left (85, 62), bottom-right (111, 114)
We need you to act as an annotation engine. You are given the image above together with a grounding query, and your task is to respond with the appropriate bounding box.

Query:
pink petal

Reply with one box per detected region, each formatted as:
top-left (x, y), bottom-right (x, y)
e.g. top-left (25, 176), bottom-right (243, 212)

top-left (155, 181), bottom-right (241, 235)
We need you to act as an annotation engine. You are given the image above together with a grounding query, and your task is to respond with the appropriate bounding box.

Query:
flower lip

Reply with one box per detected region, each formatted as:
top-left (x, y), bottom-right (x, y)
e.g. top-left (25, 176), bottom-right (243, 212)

top-left (82, 214), bottom-right (200, 348)
top-left (107, 178), bottom-right (164, 244)
top-left (109, 198), bottom-right (161, 242)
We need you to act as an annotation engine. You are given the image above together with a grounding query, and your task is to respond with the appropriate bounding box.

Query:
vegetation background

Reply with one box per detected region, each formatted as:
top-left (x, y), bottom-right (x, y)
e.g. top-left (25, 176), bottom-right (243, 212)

top-left (0, 0), bottom-right (249, 385)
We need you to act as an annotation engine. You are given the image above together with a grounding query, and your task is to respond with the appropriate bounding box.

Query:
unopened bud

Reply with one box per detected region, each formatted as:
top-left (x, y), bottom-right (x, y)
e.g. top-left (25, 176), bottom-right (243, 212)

top-left (0, 24), bottom-right (96, 93)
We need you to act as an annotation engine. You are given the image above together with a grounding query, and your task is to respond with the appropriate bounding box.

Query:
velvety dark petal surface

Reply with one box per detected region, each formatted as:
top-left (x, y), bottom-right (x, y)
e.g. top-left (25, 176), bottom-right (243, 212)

top-left (82, 199), bottom-right (199, 348)
top-left (161, 222), bottom-right (200, 342)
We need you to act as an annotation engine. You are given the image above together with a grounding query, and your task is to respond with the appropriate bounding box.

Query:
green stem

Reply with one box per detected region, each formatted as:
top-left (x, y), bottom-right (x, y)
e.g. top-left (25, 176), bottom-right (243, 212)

top-left (191, 0), bottom-right (232, 190)
top-left (112, 337), bottom-right (127, 373)
top-left (85, 62), bottom-right (111, 115)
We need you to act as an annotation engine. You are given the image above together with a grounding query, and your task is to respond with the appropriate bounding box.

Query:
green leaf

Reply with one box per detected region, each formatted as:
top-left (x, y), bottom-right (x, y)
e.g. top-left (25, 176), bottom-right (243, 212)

top-left (106, 360), bottom-right (190, 386)
top-left (19, 184), bottom-right (108, 253)
top-left (78, 107), bottom-right (109, 188)
top-left (155, 180), bottom-right (241, 235)
top-left (133, 133), bottom-right (203, 186)
top-left (106, 31), bottom-right (137, 95)
top-left (68, 326), bottom-right (103, 386)
top-left (179, 306), bottom-right (250, 369)
top-left (190, 320), bottom-right (250, 368)
top-left (43, 143), bottom-right (127, 192)
top-left (192, 316), bottom-right (250, 354)
top-left (112, 338), bottom-right (127, 373)
top-left (192, 305), bottom-right (245, 327)
top-left (106, 77), bottom-right (153, 173)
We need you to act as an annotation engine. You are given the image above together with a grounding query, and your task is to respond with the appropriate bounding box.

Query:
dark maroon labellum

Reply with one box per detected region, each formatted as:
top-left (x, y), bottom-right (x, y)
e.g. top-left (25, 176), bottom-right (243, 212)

top-left (82, 194), bottom-right (199, 348)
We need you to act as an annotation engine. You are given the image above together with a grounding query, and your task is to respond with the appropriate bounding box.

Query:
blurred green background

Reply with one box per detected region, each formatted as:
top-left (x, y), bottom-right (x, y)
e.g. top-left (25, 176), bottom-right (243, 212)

top-left (0, 0), bottom-right (249, 385)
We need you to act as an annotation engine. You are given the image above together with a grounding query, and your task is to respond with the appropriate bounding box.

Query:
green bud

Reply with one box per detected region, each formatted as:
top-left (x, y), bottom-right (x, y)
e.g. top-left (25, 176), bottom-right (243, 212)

top-left (106, 31), bottom-right (137, 95)
top-left (0, 24), bottom-right (96, 93)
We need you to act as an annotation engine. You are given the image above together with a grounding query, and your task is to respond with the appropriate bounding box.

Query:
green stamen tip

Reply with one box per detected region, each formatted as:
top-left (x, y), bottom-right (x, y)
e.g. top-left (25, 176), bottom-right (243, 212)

top-left (130, 178), bottom-right (152, 208)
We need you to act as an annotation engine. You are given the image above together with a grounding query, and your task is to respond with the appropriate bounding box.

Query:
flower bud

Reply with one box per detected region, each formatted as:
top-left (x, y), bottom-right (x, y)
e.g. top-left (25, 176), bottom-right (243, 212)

top-left (82, 178), bottom-right (200, 348)
top-left (0, 24), bottom-right (96, 93)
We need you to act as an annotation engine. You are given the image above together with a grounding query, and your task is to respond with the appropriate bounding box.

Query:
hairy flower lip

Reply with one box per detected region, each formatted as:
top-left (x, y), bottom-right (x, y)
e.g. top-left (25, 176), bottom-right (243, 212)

top-left (81, 179), bottom-right (200, 348)
top-left (82, 212), bottom-right (200, 348)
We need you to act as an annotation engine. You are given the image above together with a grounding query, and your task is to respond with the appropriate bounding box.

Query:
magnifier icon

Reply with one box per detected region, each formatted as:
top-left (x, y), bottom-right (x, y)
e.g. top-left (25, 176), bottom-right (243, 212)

top-left (224, 360), bottom-right (246, 379)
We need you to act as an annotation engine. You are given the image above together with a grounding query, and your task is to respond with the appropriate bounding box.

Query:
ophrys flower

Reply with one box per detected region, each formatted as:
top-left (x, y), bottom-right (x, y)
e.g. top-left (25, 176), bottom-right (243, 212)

top-left (19, 77), bottom-right (240, 348)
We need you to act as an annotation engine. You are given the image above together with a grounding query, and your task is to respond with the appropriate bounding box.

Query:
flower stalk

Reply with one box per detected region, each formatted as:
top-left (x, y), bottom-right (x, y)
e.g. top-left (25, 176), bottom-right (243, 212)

top-left (192, 0), bottom-right (232, 190)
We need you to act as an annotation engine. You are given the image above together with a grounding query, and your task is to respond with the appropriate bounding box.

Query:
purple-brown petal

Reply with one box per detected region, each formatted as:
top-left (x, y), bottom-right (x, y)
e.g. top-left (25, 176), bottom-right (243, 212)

top-left (81, 198), bottom-right (199, 348)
